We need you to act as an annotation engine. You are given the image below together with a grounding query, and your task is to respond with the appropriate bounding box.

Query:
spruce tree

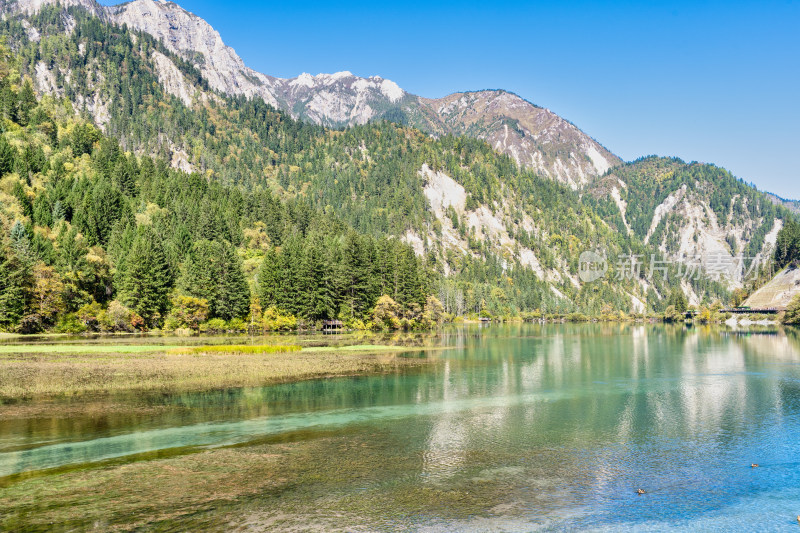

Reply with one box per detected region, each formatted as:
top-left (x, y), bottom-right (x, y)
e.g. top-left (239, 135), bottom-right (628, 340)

top-left (279, 235), bottom-right (303, 315)
top-left (15, 79), bottom-right (36, 127)
top-left (0, 242), bottom-right (30, 330)
top-left (339, 231), bottom-right (368, 318)
top-left (119, 228), bottom-right (172, 326)
top-left (258, 247), bottom-right (283, 308)
top-left (396, 246), bottom-right (423, 309)
top-left (178, 240), bottom-right (249, 320)
top-left (775, 220), bottom-right (800, 269)
top-left (9, 220), bottom-right (34, 265)
top-left (0, 136), bottom-right (15, 176)
top-left (177, 240), bottom-right (217, 306)
top-left (11, 181), bottom-right (31, 218)
top-left (215, 242), bottom-right (250, 320)
top-left (297, 237), bottom-right (333, 320)
top-left (666, 288), bottom-right (689, 313)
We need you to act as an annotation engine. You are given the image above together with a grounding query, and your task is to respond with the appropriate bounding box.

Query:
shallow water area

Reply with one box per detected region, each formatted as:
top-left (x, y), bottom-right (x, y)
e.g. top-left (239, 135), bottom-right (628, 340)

top-left (2, 324), bottom-right (800, 531)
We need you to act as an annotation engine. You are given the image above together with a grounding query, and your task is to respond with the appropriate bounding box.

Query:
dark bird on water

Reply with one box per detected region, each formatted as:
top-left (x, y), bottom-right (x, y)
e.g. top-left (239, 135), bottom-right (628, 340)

top-left (637, 489), bottom-right (646, 495)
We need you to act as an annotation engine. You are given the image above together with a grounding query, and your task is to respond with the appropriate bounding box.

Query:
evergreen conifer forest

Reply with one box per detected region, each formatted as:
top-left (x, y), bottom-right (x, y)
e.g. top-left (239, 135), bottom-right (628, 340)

top-left (0, 6), bottom-right (798, 333)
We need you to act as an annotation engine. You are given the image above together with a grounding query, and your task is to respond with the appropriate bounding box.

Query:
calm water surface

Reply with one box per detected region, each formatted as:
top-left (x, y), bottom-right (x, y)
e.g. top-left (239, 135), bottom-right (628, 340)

top-left (3, 324), bottom-right (800, 531)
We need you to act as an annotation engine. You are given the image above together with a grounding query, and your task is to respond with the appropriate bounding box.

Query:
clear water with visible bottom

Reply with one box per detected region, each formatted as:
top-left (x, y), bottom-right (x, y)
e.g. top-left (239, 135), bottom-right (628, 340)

top-left (2, 324), bottom-right (800, 531)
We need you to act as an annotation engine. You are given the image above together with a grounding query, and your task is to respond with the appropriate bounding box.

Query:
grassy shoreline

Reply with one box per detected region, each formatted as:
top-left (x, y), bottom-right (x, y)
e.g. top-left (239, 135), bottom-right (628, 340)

top-left (0, 343), bottom-right (440, 402)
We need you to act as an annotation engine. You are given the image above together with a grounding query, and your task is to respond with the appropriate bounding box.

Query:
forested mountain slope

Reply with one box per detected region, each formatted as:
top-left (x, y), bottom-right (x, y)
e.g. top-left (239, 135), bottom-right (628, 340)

top-left (0, 7), bottom-right (692, 317)
top-left (767, 193), bottom-right (800, 215)
top-left (587, 156), bottom-right (793, 292)
top-left (1, 2), bottom-right (791, 323)
top-left (0, 53), bottom-right (437, 332)
top-left (1, 0), bottom-right (619, 186)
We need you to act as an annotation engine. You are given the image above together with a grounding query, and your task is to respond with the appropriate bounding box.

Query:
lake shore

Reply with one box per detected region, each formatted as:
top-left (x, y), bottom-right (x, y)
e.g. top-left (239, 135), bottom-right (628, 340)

top-left (0, 343), bottom-right (440, 403)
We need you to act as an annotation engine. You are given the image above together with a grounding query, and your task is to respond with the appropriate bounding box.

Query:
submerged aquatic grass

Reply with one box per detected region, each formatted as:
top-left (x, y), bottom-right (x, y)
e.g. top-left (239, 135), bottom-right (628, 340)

top-left (0, 344), bottom-right (181, 354)
top-left (303, 344), bottom-right (411, 352)
top-left (170, 344), bottom-right (302, 355)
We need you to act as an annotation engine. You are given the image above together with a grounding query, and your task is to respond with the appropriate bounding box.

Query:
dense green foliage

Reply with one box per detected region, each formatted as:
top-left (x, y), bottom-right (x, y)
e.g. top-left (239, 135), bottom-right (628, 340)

top-left (258, 231), bottom-right (425, 321)
top-left (0, 51), bottom-right (432, 332)
top-left (177, 239), bottom-right (250, 321)
top-left (785, 295), bottom-right (800, 325)
top-left (590, 156), bottom-right (786, 263)
top-left (1, 8), bottom-right (682, 317)
top-left (3, 5), bottom-right (795, 326)
top-left (775, 220), bottom-right (800, 269)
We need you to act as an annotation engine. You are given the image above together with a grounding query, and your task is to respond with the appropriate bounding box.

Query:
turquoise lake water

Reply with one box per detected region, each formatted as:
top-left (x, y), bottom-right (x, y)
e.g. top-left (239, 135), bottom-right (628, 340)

top-left (2, 324), bottom-right (800, 531)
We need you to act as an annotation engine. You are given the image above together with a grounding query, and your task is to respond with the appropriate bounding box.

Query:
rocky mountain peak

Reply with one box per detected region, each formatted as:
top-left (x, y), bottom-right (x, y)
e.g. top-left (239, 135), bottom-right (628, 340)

top-left (415, 90), bottom-right (620, 187)
top-left (7, 0), bottom-right (622, 184)
top-left (105, 0), bottom-right (280, 105)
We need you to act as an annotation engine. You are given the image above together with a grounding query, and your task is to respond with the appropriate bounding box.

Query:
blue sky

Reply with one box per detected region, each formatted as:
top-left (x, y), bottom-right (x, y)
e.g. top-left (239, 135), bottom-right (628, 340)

top-left (100, 0), bottom-right (800, 199)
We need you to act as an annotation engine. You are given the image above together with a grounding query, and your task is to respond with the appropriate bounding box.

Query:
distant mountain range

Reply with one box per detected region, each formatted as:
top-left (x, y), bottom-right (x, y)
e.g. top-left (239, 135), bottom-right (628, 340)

top-left (3, 0), bottom-right (620, 189)
top-left (1, 0), bottom-right (797, 311)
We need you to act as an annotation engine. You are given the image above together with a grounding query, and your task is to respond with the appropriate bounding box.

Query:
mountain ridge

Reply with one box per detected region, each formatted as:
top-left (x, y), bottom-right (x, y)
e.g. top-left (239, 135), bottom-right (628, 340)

top-left (1, 0), bottom-right (796, 313)
top-left (1, 0), bottom-right (619, 186)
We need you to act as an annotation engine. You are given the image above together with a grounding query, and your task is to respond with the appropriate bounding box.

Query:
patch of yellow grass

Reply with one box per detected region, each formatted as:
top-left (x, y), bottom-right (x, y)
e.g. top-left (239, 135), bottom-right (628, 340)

top-left (0, 346), bottom-right (433, 401)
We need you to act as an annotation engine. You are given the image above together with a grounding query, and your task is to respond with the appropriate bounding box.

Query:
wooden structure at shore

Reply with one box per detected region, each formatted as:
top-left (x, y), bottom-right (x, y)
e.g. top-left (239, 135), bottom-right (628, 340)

top-left (322, 320), bottom-right (344, 333)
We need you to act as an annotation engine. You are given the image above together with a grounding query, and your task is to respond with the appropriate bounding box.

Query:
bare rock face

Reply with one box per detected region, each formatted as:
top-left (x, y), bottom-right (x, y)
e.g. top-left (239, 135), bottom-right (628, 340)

top-left (3, 0), bottom-right (101, 16)
top-left (271, 72), bottom-right (409, 127)
top-left (105, 1), bottom-right (409, 127)
top-left (413, 91), bottom-right (620, 188)
top-left (744, 266), bottom-right (800, 310)
top-left (150, 49), bottom-right (196, 107)
top-left (766, 193), bottom-right (800, 214)
top-left (590, 157), bottom-right (786, 289)
top-left (106, 0), bottom-right (280, 107)
top-left (7, 0), bottom-right (620, 184)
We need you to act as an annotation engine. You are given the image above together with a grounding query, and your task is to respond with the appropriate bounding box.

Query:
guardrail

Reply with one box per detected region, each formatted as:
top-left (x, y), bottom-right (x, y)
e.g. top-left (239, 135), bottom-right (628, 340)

top-left (721, 308), bottom-right (780, 314)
